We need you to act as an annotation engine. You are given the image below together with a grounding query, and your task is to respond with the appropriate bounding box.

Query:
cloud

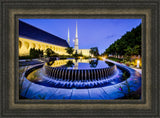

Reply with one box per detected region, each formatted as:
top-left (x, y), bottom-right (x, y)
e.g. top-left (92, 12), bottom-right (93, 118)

top-left (105, 34), bottom-right (121, 40)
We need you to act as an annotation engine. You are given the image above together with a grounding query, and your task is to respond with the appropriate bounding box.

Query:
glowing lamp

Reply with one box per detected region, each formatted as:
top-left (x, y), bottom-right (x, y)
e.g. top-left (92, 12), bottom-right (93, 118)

top-left (137, 60), bottom-right (140, 68)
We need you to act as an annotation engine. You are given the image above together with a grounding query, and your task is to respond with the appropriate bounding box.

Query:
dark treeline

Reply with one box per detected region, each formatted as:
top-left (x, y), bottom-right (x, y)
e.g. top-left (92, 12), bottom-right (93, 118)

top-left (30, 48), bottom-right (43, 58)
top-left (103, 24), bottom-right (141, 57)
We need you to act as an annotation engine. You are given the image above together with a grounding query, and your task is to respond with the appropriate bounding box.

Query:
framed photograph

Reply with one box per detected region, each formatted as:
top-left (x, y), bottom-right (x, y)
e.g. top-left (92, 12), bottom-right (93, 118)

top-left (19, 18), bottom-right (142, 100)
top-left (0, 0), bottom-right (159, 117)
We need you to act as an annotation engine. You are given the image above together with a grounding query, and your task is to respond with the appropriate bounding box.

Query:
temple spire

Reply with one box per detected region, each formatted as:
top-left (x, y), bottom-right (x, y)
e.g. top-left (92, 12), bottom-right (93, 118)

top-left (76, 22), bottom-right (78, 38)
top-left (67, 28), bottom-right (70, 46)
top-left (74, 21), bottom-right (79, 53)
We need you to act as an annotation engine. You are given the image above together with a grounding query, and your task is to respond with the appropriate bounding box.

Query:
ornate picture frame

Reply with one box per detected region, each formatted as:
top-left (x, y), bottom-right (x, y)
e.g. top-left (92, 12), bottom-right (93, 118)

top-left (0, 0), bottom-right (159, 117)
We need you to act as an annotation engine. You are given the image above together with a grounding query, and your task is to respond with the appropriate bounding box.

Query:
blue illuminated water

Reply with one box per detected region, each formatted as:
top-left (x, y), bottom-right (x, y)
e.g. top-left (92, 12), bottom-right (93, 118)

top-left (21, 59), bottom-right (141, 99)
top-left (47, 59), bottom-right (111, 69)
top-left (67, 61), bottom-right (109, 69)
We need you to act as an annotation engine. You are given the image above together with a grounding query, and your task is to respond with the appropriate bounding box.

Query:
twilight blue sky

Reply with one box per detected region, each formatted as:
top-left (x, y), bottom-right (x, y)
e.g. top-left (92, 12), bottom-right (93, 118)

top-left (19, 19), bottom-right (141, 54)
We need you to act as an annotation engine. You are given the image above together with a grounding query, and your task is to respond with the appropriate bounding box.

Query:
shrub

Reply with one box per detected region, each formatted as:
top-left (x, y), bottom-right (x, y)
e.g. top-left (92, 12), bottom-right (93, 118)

top-left (30, 48), bottom-right (43, 59)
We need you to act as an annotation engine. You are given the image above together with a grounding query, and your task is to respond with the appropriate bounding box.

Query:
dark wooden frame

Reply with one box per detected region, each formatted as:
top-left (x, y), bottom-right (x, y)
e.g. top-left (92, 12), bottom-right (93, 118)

top-left (0, 0), bottom-right (159, 117)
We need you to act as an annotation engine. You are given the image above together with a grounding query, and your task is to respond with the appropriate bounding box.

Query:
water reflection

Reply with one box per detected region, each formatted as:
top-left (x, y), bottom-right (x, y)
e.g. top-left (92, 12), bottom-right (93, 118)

top-left (46, 59), bottom-right (109, 69)
top-left (47, 60), bottom-right (55, 66)
top-left (73, 60), bottom-right (78, 69)
top-left (89, 59), bottom-right (98, 68)
top-left (66, 60), bottom-right (74, 67)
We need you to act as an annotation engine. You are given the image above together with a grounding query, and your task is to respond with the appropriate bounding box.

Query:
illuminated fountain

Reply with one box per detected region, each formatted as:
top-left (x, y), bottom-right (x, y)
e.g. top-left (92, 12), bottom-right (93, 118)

top-left (41, 59), bottom-right (118, 88)
top-left (20, 59), bottom-right (141, 99)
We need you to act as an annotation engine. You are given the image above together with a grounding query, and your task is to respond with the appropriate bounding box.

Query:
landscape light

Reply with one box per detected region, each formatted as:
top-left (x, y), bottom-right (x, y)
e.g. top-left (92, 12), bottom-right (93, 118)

top-left (102, 57), bottom-right (105, 61)
top-left (137, 60), bottom-right (140, 68)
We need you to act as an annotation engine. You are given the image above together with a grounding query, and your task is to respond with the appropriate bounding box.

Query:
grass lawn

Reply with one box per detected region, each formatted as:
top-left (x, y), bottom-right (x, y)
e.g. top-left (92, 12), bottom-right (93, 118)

top-left (108, 57), bottom-right (123, 62)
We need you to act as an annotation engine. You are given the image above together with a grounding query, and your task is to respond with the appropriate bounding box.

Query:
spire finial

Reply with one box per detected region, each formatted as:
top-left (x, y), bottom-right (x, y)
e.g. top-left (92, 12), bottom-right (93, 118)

top-left (76, 21), bottom-right (78, 38)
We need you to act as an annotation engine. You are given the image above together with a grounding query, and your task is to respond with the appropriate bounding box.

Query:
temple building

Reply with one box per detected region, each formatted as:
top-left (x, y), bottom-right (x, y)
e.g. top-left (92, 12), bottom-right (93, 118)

top-left (19, 20), bottom-right (69, 56)
top-left (19, 20), bottom-right (90, 57)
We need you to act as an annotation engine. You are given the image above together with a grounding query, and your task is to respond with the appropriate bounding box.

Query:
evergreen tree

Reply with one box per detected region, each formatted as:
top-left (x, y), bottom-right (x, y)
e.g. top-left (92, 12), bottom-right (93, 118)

top-left (90, 47), bottom-right (99, 57)
top-left (65, 47), bottom-right (74, 56)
